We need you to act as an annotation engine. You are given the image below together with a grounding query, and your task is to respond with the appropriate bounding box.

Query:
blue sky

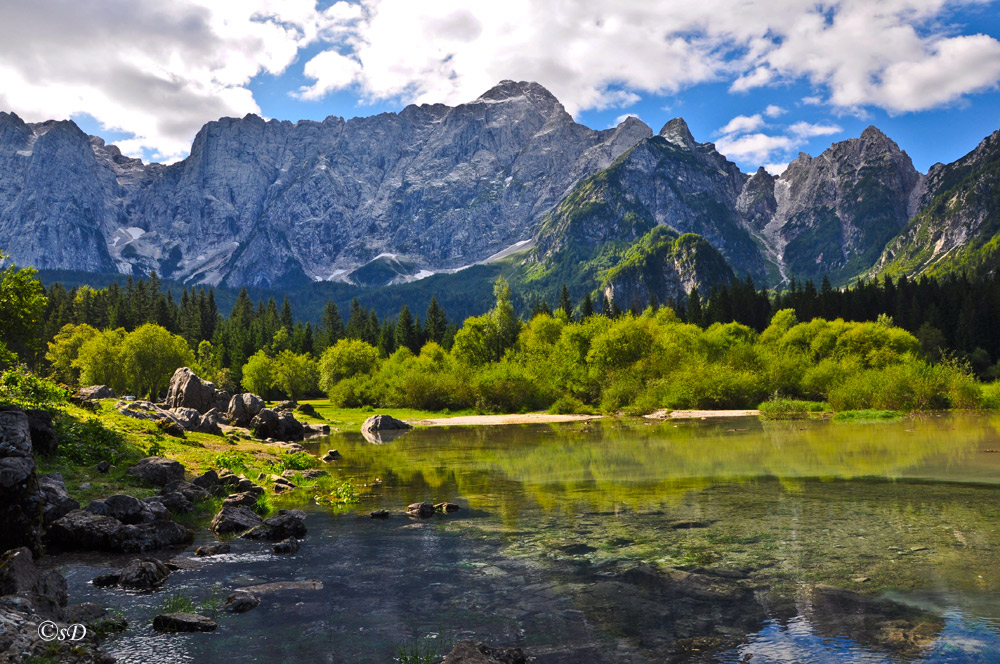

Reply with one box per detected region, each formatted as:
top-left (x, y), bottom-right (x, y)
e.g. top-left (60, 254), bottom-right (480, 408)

top-left (5, 0), bottom-right (1000, 174)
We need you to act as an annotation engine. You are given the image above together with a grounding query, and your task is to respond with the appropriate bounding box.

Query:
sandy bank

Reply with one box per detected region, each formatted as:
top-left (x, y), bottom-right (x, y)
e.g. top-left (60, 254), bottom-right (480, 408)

top-left (645, 409), bottom-right (761, 419)
top-left (410, 413), bottom-right (602, 427)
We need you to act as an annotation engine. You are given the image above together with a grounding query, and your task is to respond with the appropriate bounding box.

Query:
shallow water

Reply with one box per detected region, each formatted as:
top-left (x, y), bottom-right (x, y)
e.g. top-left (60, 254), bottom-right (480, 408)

top-left (53, 413), bottom-right (1000, 662)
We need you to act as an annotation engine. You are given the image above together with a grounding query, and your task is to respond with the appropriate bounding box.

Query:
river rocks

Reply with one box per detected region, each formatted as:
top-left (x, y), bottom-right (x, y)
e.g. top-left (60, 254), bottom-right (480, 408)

top-left (46, 509), bottom-right (193, 553)
top-left (304, 423), bottom-right (331, 438)
top-left (435, 502), bottom-right (460, 513)
top-left (222, 491), bottom-right (261, 511)
top-left (115, 520), bottom-right (195, 553)
top-left (441, 641), bottom-right (528, 664)
top-left (224, 590), bottom-right (260, 613)
top-left (270, 475), bottom-right (296, 493)
top-left (210, 505), bottom-right (263, 535)
top-left (370, 510), bottom-right (390, 519)
top-left (152, 612), bottom-right (218, 632)
top-left (161, 481), bottom-right (210, 503)
top-left (191, 469), bottom-right (220, 493)
top-left (127, 456), bottom-right (186, 487)
top-left (227, 393), bottom-right (264, 427)
top-left (250, 408), bottom-right (307, 442)
top-left (195, 543), bottom-right (231, 557)
top-left (406, 502), bottom-right (435, 518)
top-left (115, 558), bottom-right (170, 590)
top-left (46, 511), bottom-right (121, 550)
top-left (322, 449), bottom-right (341, 462)
top-left (78, 385), bottom-right (116, 400)
top-left (272, 537), bottom-right (300, 554)
top-left (299, 469), bottom-right (328, 480)
top-left (242, 510), bottom-right (307, 541)
top-left (0, 407), bottom-right (41, 555)
top-left (237, 580), bottom-right (322, 594)
top-left (85, 494), bottom-right (156, 524)
top-left (24, 409), bottom-right (57, 456)
top-left (165, 367), bottom-right (231, 414)
top-left (37, 473), bottom-right (79, 525)
top-left (0, 547), bottom-right (68, 615)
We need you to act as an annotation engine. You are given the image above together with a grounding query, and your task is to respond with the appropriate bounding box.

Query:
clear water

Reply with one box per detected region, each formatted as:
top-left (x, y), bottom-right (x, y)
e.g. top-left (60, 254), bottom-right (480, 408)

top-left (51, 413), bottom-right (1000, 662)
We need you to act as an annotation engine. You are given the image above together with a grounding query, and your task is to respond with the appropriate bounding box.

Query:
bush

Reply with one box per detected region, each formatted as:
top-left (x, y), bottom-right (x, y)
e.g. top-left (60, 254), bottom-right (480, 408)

top-left (0, 366), bottom-right (68, 407)
top-left (758, 398), bottom-right (827, 420)
top-left (328, 375), bottom-right (379, 408)
top-left (54, 414), bottom-right (142, 465)
top-left (472, 361), bottom-right (547, 413)
top-left (548, 395), bottom-right (596, 415)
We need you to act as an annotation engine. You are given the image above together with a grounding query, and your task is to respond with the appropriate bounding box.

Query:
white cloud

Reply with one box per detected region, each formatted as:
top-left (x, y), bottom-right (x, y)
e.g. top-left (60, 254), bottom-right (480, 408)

top-left (302, 0), bottom-right (1000, 118)
top-left (715, 132), bottom-right (795, 163)
top-left (764, 104), bottom-right (786, 118)
top-left (788, 121), bottom-right (842, 138)
top-left (718, 114), bottom-right (765, 135)
top-left (613, 113), bottom-right (642, 127)
top-left (764, 162), bottom-right (790, 175)
top-left (0, 0), bottom-right (322, 161)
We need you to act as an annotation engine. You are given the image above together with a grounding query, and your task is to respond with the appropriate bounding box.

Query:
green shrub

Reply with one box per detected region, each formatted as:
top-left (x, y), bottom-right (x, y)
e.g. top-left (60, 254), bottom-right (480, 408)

top-left (214, 450), bottom-right (255, 474)
top-left (282, 451), bottom-right (317, 470)
top-left (758, 398), bottom-right (827, 420)
top-left (472, 361), bottom-right (547, 413)
top-left (548, 395), bottom-right (596, 415)
top-left (0, 366), bottom-right (68, 407)
top-left (832, 409), bottom-right (903, 421)
top-left (54, 414), bottom-right (142, 465)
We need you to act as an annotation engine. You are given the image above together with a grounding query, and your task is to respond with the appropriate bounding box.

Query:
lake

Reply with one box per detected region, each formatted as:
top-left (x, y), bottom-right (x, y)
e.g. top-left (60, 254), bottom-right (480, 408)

top-left (56, 413), bottom-right (1000, 663)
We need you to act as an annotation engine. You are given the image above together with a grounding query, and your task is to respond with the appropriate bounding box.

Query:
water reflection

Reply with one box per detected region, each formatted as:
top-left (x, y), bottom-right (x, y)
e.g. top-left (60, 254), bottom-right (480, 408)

top-left (55, 414), bottom-right (1000, 662)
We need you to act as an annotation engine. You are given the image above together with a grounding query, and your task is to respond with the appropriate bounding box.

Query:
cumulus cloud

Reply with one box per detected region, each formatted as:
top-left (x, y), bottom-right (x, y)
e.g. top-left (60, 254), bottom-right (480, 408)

top-left (303, 0), bottom-right (1000, 117)
top-left (715, 112), bottom-right (843, 165)
top-left (764, 105), bottom-right (786, 118)
top-left (0, 0), bottom-right (321, 161)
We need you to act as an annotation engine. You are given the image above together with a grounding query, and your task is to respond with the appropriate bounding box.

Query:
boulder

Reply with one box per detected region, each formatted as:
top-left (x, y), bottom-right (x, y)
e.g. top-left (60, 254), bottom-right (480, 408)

top-left (166, 407), bottom-right (202, 430)
top-left (117, 399), bottom-right (173, 422)
top-left (300, 470), bottom-right (328, 480)
top-left (165, 367), bottom-right (230, 414)
top-left (141, 497), bottom-right (170, 520)
top-left (304, 424), bottom-right (330, 438)
top-left (37, 473), bottom-right (79, 525)
top-left (161, 480), bottom-right (211, 503)
top-left (95, 460), bottom-right (111, 473)
top-left (370, 510), bottom-right (390, 519)
top-left (435, 502), bottom-right (461, 513)
top-left (242, 510), bottom-right (307, 541)
top-left (45, 510), bottom-right (121, 550)
top-left (152, 612), bottom-right (218, 632)
top-left (127, 456), bottom-right (186, 487)
top-left (250, 408), bottom-right (280, 439)
top-left (0, 416), bottom-right (39, 559)
top-left (195, 543), bottom-right (231, 557)
top-left (0, 547), bottom-right (67, 614)
top-left (274, 400), bottom-right (297, 412)
top-left (210, 505), bottom-right (263, 535)
top-left (361, 414), bottom-right (412, 434)
top-left (277, 411), bottom-right (305, 441)
top-left (224, 590), bottom-right (260, 614)
top-left (24, 409), bottom-right (57, 456)
top-left (91, 573), bottom-right (120, 588)
top-left (157, 491), bottom-right (193, 513)
top-left (85, 494), bottom-right (155, 524)
top-left (222, 492), bottom-right (260, 511)
top-left (406, 502), bottom-right (435, 518)
top-left (115, 520), bottom-right (194, 553)
top-left (272, 537), bottom-right (300, 554)
top-left (78, 385), bottom-right (116, 400)
top-left (156, 417), bottom-right (186, 438)
top-left (227, 393), bottom-right (264, 428)
top-left (322, 449), bottom-right (341, 462)
top-left (295, 403), bottom-right (320, 418)
top-left (441, 641), bottom-right (527, 664)
top-left (190, 469), bottom-right (220, 493)
top-left (116, 558), bottom-right (170, 590)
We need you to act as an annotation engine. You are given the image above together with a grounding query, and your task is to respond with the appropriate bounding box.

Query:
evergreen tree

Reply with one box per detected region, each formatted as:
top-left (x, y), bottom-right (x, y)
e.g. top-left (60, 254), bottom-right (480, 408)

top-left (320, 301), bottom-right (345, 348)
top-left (424, 297), bottom-right (448, 344)
top-left (581, 292), bottom-right (594, 318)
top-left (395, 305), bottom-right (419, 353)
top-left (280, 296), bottom-right (294, 330)
top-left (559, 284), bottom-right (573, 320)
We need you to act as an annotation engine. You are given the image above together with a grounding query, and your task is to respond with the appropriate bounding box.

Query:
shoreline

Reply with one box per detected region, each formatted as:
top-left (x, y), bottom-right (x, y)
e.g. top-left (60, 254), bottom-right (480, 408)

top-left (644, 409), bottom-right (761, 419)
top-left (410, 413), bottom-right (602, 427)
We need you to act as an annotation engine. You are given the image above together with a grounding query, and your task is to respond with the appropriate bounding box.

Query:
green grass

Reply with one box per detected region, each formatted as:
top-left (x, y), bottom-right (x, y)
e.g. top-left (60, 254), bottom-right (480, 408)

top-left (832, 409), bottom-right (904, 422)
top-left (298, 400), bottom-right (476, 428)
top-left (758, 398), bottom-right (829, 420)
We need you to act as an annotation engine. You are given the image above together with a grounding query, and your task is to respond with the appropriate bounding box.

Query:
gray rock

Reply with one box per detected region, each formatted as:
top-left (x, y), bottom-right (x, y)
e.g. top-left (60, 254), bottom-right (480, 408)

top-left (166, 407), bottom-right (202, 430)
top-left (86, 493), bottom-right (155, 524)
top-left (116, 558), bottom-right (170, 590)
top-left (242, 509), bottom-right (306, 541)
top-left (435, 502), bottom-right (460, 513)
top-left (0, 547), bottom-right (67, 614)
top-left (161, 480), bottom-right (210, 503)
top-left (117, 399), bottom-right (172, 422)
top-left (406, 502), bottom-right (435, 518)
top-left (127, 456), bottom-right (186, 486)
top-left (165, 367), bottom-right (230, 414)
top-left (441, 641), bottom-right (527, 664)
top-left (78, 385), bottom-right (116, 400)
top-left (114, 520), bottom-right (194, 553)
top-left (210, 505), bottom-right (263, 535)
top-left (370, 510), bottom-right (390, 519)
top-left (194, 543), bottom-right (231, 557)
top-left (361, 414), bottom-right (412, 434)
top-left (190, 469), bottom-right (219, 492)
top-left (152, 612), bottom-right (218, 632)
top-left (222, 491), bottom-right (261, 510)
top-left (224, 590), bottom-right (260, 613)
top-left (272, 537), bottom-right (300, 554)
top-left (37, 473), bottom-right (79, 524)
top-left (95, 460), bottom-right (111, 473)
top-left (47, 509), bottom-right (122, 552)
top-left (141, 497), bottom-right (170, 520)
top-left (322, 449), bottom-right (341, 462)
top-left (24, 409), bottom-right (56, 456)
top-left (227, 393), bottom-right (264, 427)
top-left (250, 408), bottom-right (279, 439)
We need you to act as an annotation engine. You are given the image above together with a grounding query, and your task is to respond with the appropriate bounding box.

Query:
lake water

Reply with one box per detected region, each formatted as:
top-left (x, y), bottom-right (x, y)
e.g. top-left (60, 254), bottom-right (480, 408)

top-left (55, 413), bottom-right (1000, 663)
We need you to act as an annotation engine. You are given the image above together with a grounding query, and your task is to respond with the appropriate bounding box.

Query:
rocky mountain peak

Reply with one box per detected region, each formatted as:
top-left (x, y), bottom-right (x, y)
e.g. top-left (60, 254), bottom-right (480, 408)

top-left (477, 80), bottom-right (560, 105)
top-left (659, 118), bottom-right (695, 148)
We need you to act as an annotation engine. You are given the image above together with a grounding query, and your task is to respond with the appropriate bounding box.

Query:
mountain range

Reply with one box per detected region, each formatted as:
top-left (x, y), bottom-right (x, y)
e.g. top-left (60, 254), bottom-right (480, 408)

top-left (1, 80), bottom-right (998, 312)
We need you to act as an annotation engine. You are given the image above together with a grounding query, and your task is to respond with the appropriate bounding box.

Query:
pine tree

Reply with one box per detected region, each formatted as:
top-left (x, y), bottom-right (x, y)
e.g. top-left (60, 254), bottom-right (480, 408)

top-left (581, 292), bottom-right (594, 318)
top-left (280, 296), bottom-right (294, 330)
top-left (424, 297), bottom-right (447, 344)
top-left (687, 288), bottom-right (703, 327)
top-left (320, 301), bottom-right (345, 348)
top-left (559, 284), bottom-right (573, 319)
top-left (395, 305), bottom-right (418, 353)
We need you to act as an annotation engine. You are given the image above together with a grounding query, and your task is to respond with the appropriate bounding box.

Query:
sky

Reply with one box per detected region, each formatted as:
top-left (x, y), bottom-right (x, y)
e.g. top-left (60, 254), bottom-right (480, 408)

top-left (1, 0), bottom-right (999, 174)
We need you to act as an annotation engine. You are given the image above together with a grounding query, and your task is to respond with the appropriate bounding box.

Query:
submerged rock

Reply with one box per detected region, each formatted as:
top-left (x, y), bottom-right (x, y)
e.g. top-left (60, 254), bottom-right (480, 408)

top-left (406, 502), bottom-right (435, 518)
top-left (195, 543), bottom-right (231, 557)
top-left (242, 510), bottom-right (306, 541)
top-left (224, 590), bottom-right (260, 613)
top-left (152, 612), bottom-right (218, 632)
top-left (272, 537), bottom-right (300, 554)
top-left (116, 558), bottom-right (170, 590)
top-left (441, 641), bottom-right (527, 664)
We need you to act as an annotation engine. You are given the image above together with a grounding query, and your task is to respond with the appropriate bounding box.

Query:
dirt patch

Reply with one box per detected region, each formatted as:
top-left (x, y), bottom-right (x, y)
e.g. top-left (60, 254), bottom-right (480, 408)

top-left (645, 409), bottom-right (760, 420)
top-left (410, 413), bottom-right (602, 427)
